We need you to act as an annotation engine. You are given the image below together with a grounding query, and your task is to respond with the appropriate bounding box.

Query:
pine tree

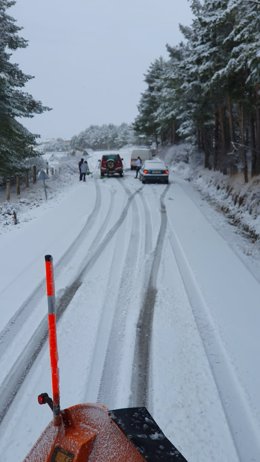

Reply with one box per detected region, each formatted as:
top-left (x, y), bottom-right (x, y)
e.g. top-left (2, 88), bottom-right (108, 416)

top-left (227, 0), bottom-right (260, 176)
top-left (154, 45), bottom-right (186, 144)
top-left (133, 58), bottom-right (167, 145)
top-left (0, 0), bottom-right (49, 176)
top-left (134, 0), bottom-right (260, 180)
top-left (71, 123), bottom-right (137, 150)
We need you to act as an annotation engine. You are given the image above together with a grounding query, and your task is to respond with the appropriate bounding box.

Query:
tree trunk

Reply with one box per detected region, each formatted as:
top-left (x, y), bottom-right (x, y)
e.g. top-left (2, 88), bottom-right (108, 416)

top-left (25, 170), bottom-right (29, 188)
top-left (214, 110), bottom-right (219, 171)
top-left (170, 120), bottom-right (176, 144)
top-left (226, 94), bottom-right (235, 148)
top-left (253, 86), bottom-right (260, 176)
top-left (6, 180), bottom-right (11, 201)
top-left (16, 175), bottom-right (20, 195)
top-left (218, 106), bottom-right (226, 173)
top-left (32, 165), bottom-right (37, 183)
top-left (202, 126), bottom-right (212, 169)
top-left (238, 104), bottom-right (248, 183)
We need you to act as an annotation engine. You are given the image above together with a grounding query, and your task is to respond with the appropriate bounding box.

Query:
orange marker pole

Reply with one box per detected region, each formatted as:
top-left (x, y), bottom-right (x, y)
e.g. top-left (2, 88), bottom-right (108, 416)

top-left (44, 255), bottom-right (61, 425)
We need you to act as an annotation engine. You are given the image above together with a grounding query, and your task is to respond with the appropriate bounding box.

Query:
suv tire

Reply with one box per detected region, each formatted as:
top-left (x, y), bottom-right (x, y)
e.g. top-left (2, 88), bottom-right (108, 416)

top-left (107, 159), bottom-right (115, 170)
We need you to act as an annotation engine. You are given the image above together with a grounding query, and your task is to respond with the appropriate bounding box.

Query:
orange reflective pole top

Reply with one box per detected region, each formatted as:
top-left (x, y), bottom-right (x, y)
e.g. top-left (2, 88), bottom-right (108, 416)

top-left (45, 255), bottom-right (61, 425)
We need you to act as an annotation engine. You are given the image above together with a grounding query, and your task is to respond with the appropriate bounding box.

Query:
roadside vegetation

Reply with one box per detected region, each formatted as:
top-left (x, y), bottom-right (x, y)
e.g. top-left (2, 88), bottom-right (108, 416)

top-left (0, 0), bottom-right (49, 179)
top-left (134, 0), bottom-right (260, 183)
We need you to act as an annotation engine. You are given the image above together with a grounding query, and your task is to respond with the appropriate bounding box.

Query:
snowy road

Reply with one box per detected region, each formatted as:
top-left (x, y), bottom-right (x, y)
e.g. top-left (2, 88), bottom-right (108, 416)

top-left (0, 151), bottom-right (259, 462)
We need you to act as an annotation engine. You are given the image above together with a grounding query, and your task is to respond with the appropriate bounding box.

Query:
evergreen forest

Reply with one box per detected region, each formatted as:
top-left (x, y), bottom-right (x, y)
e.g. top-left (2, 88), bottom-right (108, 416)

top-left (134, 0), bottom-right (260, 181)
top-left (0, 0), bottom-right (48, 178)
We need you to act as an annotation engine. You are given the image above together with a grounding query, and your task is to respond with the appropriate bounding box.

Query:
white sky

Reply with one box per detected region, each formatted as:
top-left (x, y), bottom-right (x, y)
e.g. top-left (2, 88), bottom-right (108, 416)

top-left (10, 1), bottom-right (193, 140)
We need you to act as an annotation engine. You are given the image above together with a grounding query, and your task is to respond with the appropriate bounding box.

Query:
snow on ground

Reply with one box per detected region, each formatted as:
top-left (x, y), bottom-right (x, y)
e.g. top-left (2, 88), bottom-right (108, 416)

top-left (162, 144), bottom-right (260, 281)
top-left (0, 144), bottom-right (259, 462)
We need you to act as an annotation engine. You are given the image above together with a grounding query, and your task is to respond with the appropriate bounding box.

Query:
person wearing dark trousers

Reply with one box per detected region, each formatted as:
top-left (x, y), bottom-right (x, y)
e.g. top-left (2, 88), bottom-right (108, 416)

top-left (78, 158), bottom-right (84, 180)
top-left (80, 160), bottom-right (89, 181)
top-left (135, 156), bottom-right (142, 178)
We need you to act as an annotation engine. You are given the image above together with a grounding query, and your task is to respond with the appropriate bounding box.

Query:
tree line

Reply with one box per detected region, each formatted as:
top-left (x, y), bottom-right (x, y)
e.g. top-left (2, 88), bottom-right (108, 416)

top-left (71, 123), bottom-right (143, 151)
top-left (0, 0), bottom-right (49, 179)
top-left (134, 0), bottom-right (260, 181)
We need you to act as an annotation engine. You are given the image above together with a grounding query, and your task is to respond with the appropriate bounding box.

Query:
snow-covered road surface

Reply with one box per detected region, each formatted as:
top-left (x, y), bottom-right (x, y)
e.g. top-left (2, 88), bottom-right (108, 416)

top-left (0, 149), bottom-right (259, 462)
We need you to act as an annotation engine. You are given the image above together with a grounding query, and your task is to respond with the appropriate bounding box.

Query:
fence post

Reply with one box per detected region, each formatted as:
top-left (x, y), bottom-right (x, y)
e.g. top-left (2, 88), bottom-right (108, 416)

top-left (6, 180), bottom-right (11, 201)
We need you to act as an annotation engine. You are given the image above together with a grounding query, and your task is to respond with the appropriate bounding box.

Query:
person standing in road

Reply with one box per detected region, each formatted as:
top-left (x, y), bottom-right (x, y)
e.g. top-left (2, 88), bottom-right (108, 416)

top-left (80, 160), bottom-right (89, 182)
top-left (78, 158), bottom-right (84, 181)
top-left (135, 156), bottom-right (142, 178)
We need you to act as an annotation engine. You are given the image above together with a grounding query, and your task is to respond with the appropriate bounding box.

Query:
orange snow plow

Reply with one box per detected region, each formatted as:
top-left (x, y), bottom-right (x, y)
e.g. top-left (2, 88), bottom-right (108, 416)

top-left (24, 255), bottom-right (187, 462)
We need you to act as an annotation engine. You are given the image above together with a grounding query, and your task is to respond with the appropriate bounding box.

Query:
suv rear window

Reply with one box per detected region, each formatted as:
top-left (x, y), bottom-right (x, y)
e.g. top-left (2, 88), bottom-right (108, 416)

top-left (102, 155), bottom-right (120, 161)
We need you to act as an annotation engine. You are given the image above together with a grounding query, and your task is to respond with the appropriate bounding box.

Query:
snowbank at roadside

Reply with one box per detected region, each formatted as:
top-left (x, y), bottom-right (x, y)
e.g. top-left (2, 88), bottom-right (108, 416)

top-left (0, 153), bottom-right (76, 234)
top-left (161, 144), bottom-right (260, 240)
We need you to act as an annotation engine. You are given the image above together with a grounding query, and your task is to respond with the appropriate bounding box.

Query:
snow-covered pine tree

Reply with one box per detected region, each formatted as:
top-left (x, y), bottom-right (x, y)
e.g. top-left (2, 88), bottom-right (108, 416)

top-left (226, 0), bottom-right (260, 176)
top-left (133, 57), bottom-right (167, 145)
top-left (154, 44), bottom-right (186, 145)
top-left (70, 123), bottom-right (137, 151)
top-left (0, 0), bottom-right (49, 176)
top-left (132, 0), bottom-right (260, 180)
top-left (184, 0), bottom-right (236, 173)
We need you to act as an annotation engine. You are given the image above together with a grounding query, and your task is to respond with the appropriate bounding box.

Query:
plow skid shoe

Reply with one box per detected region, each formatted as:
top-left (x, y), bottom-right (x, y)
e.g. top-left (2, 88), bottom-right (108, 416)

top-left (109, 407), bottom-right (187, 461)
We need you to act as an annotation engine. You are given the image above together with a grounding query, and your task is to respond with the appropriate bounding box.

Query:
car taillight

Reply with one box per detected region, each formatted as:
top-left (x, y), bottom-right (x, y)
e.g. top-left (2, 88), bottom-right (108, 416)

top-left (101, 160), bottom-right (106, 167)
top-left (143, 169), bottom-right (149, 174)
top-left (164, 170), bottom-right (169, 174)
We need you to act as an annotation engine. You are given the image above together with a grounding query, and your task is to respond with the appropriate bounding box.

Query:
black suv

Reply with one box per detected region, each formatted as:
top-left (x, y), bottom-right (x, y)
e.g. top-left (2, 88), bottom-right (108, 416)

top-left (100, 154), bottom-right (124, 178)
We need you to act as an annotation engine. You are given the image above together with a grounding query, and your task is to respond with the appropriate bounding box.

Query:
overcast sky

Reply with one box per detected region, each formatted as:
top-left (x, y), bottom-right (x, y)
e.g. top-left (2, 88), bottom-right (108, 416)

top-left (11, 1), bottom-right (193, 140)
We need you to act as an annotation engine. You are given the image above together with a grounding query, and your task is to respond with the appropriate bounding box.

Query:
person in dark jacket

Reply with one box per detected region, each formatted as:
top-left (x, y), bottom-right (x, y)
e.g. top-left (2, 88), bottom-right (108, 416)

top-left (78, 158), bottom-right (84, 180)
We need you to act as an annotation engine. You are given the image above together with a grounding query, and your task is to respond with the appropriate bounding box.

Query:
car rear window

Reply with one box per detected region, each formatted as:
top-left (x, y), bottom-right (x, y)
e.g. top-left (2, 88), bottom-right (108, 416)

top-left (102, 155), bottom-right (119, 161)
top-left (145, 162), bottom-right (165, 169)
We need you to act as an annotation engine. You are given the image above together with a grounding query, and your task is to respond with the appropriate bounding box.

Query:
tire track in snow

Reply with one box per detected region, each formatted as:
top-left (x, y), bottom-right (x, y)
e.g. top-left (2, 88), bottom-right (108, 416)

top-left (83, 216), bottom-right (136, 403)
top-left (131, 185), bottom-right (170, 408)
top-left (167, 223), bottom-right (260, 462)
top-left (0, 185), bottom-right (142, 425)
top-left (96, 186), bottom-right (153, 407)
top-left (76, 186), bottom-right (142, 281)
top-left (0, 180), bottom-right (120, 363)
top-left (0, 179), bottom-right (102, 357)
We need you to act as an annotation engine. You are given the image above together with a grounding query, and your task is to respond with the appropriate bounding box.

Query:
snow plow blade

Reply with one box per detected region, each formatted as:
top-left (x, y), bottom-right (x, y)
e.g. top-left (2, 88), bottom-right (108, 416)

top-left (110, 407), bottom-right (187, 461)
top-left (24, 403), bottom-right (187, 462)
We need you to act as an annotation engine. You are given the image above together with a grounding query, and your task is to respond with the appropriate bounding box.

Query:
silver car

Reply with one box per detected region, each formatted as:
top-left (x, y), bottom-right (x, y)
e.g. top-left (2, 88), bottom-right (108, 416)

top-left (139, 159), bottom-right (169, 184)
